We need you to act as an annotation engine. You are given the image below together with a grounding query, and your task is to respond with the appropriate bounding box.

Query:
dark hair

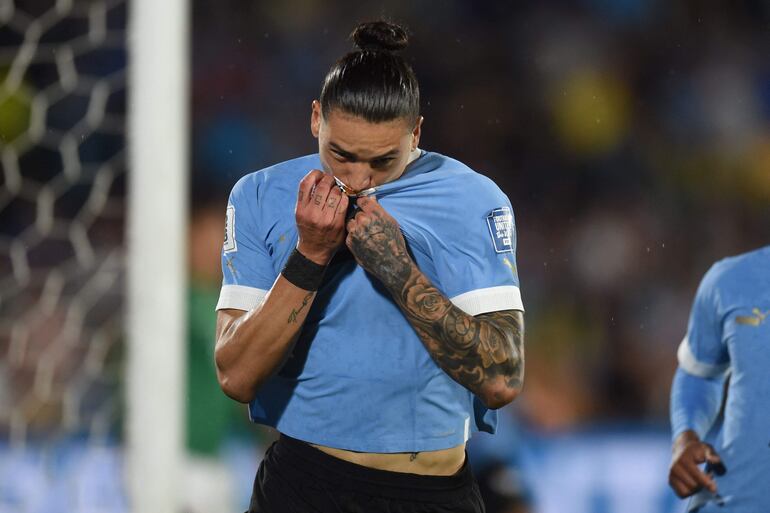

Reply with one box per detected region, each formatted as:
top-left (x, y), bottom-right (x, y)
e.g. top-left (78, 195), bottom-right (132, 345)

top-left (319, 21), bottom-right (420, 125)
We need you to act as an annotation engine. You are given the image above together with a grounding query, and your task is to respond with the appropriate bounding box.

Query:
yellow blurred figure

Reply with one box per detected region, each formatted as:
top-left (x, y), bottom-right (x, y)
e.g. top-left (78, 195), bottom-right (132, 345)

top-left (551, 71), bottom-right (630, 157)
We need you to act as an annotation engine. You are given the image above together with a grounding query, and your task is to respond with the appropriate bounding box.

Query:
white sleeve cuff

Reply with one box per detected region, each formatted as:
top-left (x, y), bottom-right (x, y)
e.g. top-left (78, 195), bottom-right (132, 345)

top-left (216, 284), bottom-right (268, 311)
top-left (677, 336), bottom-right (729, 378)
top-left (450, 285), bottom-right (524, 316)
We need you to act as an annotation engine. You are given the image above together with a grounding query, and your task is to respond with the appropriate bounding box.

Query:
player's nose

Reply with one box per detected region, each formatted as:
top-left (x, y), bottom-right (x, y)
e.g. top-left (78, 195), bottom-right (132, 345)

top-left (345, 165), bottom-right (373, 191)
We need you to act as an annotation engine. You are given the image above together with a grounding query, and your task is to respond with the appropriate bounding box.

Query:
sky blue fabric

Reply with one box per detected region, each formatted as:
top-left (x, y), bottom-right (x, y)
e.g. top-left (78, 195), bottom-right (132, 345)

top-left (672, 246), bottom-right (770, 512)
top-left (218, 151), bottom-right (522, 452)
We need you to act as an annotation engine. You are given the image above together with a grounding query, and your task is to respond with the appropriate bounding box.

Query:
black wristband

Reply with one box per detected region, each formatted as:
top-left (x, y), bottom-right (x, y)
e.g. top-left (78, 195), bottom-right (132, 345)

top-left (281, 248), bottom-right (327, 291)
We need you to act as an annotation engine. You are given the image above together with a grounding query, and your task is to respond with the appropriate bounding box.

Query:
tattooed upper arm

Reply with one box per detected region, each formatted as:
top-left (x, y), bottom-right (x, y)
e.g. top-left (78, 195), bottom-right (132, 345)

top-left (476, 310), bottom-right (525, 344)
top-left (475, 309), bottom-right (525, 395)
top-left (408, 302), bottom-right (525, 409)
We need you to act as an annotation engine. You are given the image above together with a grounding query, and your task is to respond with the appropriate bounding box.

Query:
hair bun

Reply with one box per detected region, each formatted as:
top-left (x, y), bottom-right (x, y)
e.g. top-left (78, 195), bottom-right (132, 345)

top-left (351, 21), bottom-right (409, 53)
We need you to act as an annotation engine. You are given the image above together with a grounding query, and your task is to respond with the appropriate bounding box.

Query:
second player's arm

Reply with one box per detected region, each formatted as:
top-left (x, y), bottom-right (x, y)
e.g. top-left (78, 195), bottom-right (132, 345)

top-left (215, 171), bottom-right (348, 403)
top-left (668, 367), bottom-right (726, 497)
top-left (346, 196), bottom-right (524, 409)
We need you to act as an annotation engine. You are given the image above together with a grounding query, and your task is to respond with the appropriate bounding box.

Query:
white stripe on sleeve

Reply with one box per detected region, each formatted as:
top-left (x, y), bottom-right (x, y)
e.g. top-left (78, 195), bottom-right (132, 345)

top-left (450, 285), bottom-right (524, 316)
top-left (216, 284), bottom-right (268, 312)
top-left (677, 336), bottom-right (729, 378)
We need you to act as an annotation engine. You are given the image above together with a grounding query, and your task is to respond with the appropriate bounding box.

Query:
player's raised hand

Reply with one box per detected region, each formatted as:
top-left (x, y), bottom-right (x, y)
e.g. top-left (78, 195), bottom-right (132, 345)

top-left (669, 430), bottom-right (723, 498)
top-left (295, 170), bottom-right (349, 265)
top-left (345, 195), bottom-right (413, 289)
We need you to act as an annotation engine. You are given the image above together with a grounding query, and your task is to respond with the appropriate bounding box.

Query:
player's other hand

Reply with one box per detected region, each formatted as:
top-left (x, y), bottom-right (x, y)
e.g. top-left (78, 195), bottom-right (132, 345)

top-left (669, 430), bottom-right (722, 498)
top-left (295, 170), bottom-right (349, 265)
top-left (346, 196), bottom-right (412, 286)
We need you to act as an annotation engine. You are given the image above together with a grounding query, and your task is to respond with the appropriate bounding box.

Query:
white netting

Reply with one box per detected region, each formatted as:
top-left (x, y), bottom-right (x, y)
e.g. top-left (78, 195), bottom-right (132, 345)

top-left (0, 0), bottom-right (127, 510)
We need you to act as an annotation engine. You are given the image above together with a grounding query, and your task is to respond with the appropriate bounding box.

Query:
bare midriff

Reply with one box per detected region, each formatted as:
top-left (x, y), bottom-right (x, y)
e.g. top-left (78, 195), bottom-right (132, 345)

top-left (310, 442), bottom-right (466, 476)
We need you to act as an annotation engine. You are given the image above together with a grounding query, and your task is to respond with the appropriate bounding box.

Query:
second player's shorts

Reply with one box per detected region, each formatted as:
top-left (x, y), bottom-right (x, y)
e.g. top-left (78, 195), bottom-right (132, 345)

top-left (248, 434), bottom-right (485, 513)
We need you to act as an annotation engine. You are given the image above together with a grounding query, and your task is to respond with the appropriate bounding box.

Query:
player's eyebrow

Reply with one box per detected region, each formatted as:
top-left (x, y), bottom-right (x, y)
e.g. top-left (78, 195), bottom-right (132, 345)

top-left (328, 142), bottom-right (399, 162)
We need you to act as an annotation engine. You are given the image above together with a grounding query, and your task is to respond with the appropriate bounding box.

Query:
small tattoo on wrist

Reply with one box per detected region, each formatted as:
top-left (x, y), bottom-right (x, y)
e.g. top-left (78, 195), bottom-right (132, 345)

top-left (287, 292), bottom-right (313, 324)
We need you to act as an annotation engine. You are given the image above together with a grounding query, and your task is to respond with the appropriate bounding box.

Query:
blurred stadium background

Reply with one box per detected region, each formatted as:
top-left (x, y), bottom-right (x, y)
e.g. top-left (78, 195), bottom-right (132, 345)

top-left (1, 0), bottom-right (768, 512)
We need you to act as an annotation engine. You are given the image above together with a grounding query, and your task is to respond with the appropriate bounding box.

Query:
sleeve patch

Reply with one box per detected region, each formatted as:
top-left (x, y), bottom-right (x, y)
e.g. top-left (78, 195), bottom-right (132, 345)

top-left (224, 204), bottom-right (237, 253)
top-left (486, 207), bottom-right (514, 254)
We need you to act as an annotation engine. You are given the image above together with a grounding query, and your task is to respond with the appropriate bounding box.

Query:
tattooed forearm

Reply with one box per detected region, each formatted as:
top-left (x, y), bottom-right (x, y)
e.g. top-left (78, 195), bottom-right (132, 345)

top-left (390, 267), bottom-right (525, 406)
top-left (287, 292), bottom-right (314, 324)
top-left (347, 206), bottom-right (524, 407)
top-left (347, 211), bottom-right (413, 289)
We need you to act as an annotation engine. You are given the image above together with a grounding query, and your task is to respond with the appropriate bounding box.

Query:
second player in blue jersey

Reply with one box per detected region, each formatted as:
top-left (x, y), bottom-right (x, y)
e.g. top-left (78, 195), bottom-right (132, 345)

top-left (669, 246), bottom-right (770, 512)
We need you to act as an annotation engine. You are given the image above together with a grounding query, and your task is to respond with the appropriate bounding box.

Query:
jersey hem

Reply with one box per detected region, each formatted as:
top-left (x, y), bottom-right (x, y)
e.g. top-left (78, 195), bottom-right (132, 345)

top-left (258, 423), bottom-right (487, 453)
top-left (450, 285), bottom-right (524, 316)
top-left (216, 284), bottom-right (268, 311)
top-left (677, 336), bottom-right (729, 378)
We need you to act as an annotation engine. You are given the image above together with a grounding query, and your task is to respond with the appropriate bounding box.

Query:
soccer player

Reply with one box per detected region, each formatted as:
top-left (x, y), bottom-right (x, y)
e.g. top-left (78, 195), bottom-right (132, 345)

top-left (669, 246), bottom-right (770, 512)
top-left (214, 21), bottom-right (525, 513)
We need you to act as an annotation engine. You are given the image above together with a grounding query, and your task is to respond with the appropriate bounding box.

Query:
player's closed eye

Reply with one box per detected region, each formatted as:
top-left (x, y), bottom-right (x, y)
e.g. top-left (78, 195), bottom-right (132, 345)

top-left (331, 149), bottom-right (353, 162)
top-left (371, 158), bottom-right (394, 168)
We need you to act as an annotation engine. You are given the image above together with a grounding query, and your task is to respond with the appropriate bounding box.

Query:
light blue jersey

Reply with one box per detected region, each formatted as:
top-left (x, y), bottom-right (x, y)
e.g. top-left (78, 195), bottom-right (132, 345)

top-left (216, 151), bottom-right (524, 453)
top-left (673, 246), bottom-right (770, 512)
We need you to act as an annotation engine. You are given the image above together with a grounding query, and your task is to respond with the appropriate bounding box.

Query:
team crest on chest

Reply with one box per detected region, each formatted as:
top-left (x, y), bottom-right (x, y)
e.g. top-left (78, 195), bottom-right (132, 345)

top-left (486, 207), bottom-right (514, 254)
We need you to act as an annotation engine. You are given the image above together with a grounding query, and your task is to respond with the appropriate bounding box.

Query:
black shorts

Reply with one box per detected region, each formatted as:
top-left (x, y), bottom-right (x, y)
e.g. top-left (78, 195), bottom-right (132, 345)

top-left (248, 434), bottom-right (486, 513)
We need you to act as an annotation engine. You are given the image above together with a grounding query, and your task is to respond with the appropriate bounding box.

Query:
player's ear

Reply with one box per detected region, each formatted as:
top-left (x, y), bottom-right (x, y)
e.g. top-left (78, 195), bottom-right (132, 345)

top-left (311, 100), bottom-right (321, 138)
top-left (411, 115), bottom-right (423, 151)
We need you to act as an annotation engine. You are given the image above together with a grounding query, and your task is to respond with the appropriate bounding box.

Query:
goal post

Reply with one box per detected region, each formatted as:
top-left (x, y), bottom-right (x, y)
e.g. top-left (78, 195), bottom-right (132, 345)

top-left (127, 0), bottom-right (189, 511)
